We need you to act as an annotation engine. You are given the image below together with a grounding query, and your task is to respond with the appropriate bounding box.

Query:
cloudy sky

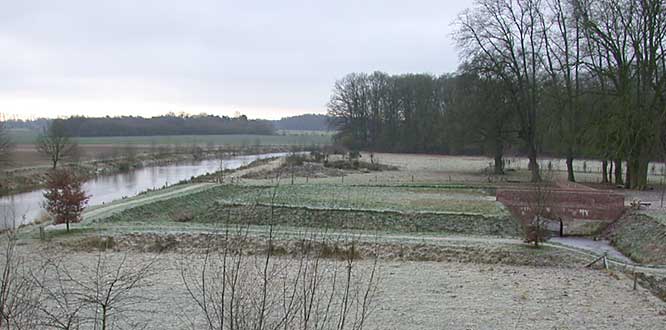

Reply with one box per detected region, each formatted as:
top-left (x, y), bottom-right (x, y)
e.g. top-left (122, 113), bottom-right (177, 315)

top-left (1, 0), bottom-right (472, 120)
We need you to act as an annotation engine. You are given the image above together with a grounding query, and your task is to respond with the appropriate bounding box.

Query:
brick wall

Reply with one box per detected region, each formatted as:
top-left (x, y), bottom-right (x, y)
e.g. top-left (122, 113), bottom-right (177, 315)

top-left (496, 186), bottom-right (625, 235)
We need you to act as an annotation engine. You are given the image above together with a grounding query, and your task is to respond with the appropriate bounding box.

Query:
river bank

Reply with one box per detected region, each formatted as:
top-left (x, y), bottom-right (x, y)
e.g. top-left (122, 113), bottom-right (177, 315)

top-left (0, 151), bottom-right (293, 228)
top-left (0, 145), bottom-right (299, 197)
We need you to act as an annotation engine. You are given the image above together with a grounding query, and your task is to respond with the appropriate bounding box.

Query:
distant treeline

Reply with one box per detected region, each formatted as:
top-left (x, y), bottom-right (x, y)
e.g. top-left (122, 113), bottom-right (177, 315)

top-left (327, 70), bottom-right (662, 168)
top-left (3, 118), bottom-right (49, 131)
top-left (328, 72), bottom-right (465, 154)
top-left (4, 113), bottom-right (332, 135)
top-left (274, 114), bottom-right (332, 131)
top-left (52, 115), bottom-right (275, 137)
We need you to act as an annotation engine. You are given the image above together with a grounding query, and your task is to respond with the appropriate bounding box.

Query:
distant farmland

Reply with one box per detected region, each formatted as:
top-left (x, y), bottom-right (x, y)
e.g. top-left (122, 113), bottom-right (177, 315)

top-left (9, 129), bottom-right (333, 146)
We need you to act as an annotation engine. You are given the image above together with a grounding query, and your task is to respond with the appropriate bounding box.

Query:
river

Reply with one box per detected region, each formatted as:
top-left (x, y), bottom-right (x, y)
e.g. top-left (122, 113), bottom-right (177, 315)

top-left (0, 153), bottom-right (287, 228)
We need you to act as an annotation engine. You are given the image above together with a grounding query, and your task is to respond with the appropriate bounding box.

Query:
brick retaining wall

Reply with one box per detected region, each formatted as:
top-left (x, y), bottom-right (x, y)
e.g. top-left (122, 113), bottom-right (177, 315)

top-left (496, 185), bottom-right (625, 235)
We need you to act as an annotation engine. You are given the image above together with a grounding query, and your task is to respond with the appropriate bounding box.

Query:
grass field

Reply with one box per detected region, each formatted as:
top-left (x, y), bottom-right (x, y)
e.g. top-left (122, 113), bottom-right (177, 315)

top-left (91, 183), bottom-right (517, 237)
top-left (218, 184), bottom-right (505, 215)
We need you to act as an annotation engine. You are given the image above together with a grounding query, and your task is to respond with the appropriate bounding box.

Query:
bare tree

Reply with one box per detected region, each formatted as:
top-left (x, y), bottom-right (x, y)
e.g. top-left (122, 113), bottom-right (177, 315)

top-left (577, 0), bottom-right (666, 189)
top-left (180, 229), bottom-right (379, 330)
top-left (36, 120), bottom-right (78, 169)
top-left (524, 169), bottom-right (555, 247)
top-left (456, 0), bottom-right (548, 182)
top-left (0, 230), bottom-right (40, 329)
top-left (541, 0), bottom-right (586, 182)
top-left (0, 120), bottom-right (14, 169)
top-left (58, 253), bottom-right (158, 330)
top-left (31, 256), bottom-right (86, 330)
top-left (179, 181), bottom-right (379, 330)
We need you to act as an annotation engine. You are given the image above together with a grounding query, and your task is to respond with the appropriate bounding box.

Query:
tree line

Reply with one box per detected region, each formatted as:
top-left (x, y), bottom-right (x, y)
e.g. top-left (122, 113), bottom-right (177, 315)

top-left (55, 114), bottom-right (275, 137)
top-left (5, 113), bottom-right (335, 135)
top-left (274, 114), bottom-right (332, 131)
top-left (328, 0), bottom-right (666, 189)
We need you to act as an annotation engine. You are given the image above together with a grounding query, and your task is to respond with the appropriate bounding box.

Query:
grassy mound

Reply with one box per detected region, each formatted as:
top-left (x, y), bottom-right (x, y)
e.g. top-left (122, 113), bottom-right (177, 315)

top-left (100, 184), bottom-right (520, 236)
top-left (605, 212), bottom-right (666, 265)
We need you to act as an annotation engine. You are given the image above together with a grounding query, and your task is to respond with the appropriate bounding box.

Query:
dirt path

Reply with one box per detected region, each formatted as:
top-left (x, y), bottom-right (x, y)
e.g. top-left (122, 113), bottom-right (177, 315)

top-left (550, 237), bottom-right (633, 263)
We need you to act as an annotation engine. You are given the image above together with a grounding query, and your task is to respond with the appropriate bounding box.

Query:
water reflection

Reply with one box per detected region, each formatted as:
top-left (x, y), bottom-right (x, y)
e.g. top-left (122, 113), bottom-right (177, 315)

top-left (0, 153), bottom-right (287, 227)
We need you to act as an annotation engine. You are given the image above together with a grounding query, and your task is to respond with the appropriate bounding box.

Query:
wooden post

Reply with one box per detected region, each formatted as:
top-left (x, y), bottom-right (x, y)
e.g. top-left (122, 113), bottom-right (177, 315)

top-left (39, 226), bottom-right (45, 241)
top-left (602, 255), bottom-right (608, 270)
top-left (633, 271), bottom-right (638, 290)
top-left (661, 178), bottom-right (666, 207)
top-left (585, 253), bottom-right (609, 269)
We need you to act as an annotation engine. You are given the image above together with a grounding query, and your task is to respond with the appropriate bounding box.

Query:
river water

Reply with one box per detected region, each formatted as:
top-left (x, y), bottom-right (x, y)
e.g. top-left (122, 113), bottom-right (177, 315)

top-left (0, 153), bottom-right (287, 228)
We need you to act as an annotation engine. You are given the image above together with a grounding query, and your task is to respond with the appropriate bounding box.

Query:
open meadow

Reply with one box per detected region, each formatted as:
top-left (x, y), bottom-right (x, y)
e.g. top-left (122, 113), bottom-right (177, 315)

top-left (6, 128), bottom-right (332, 168)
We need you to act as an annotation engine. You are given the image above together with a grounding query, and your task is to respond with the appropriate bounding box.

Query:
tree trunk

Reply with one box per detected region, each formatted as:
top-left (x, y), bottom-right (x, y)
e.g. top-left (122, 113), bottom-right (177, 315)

top-left (609, 161), bottom-right (614, 184)
top-left (102, 305), bottom-right (107, 330)
top-left (614, 160), bottom-right (624, 186)
top-left (601, 160), bottom-right (609, 184)
top-left (627, 156), bottom-right (649, 190)
top-left (66, 220), bottom-right (70, 232)
top-left (566, 156), bottom-right (575, 182)
top-left (528, 145), bottom-right (540, 182)
top-left (534, 216), bottom-right (540, 248)
top-left (494, 140), bottom-right (504, 175)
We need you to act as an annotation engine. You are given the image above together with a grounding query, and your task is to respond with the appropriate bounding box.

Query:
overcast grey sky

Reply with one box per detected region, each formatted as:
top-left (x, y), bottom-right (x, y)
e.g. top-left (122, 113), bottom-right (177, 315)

top-left (1, 0), bottom-right (472, 120)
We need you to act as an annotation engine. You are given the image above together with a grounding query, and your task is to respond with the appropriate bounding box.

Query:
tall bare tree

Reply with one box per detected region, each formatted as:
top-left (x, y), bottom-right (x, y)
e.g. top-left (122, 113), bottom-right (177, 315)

top-left (452, 60), bottom-right (516, 174)
top-left (456, 0), bottom-right (548, 182)
top-left (578, 0), bottom-right (666, 189)
top-left (36, 120), bottom-right (78, 169)
top-left (541, 0), bottom-right (587, 182)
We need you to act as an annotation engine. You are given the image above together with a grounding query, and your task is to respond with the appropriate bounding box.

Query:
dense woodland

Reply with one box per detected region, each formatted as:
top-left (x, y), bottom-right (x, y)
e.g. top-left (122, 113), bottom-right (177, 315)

top-left (328, 0), bottom-right (666, 189)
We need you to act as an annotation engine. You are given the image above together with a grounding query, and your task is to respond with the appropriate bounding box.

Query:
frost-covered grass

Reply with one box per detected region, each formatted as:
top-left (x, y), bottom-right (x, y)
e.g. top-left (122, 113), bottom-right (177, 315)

top-left (217, 184), bottom-right (507, 216)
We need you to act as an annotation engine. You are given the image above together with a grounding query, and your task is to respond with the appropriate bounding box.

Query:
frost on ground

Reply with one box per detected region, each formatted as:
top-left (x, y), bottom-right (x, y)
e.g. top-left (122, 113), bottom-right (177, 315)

top-left (31, 251), bottom-right (666, 330)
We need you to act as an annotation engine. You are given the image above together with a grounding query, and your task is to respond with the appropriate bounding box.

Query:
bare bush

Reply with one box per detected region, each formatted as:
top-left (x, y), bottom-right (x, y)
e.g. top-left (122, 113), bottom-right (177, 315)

top-left (0, 231), bottom-right (40, 329)
top-left (179, 227), bottom-right (380, 330)
top-left (524, 169), bottom-right (555, 247)
top-left (31, 256), bottom-right (86, 330)
top-left (32, 253), bottom-right (158, 330)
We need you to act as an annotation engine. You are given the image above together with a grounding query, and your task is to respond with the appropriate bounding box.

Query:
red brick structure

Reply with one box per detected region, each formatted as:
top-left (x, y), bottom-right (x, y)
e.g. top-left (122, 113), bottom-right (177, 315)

top-left (496, 182), bottom-right (625, 236)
